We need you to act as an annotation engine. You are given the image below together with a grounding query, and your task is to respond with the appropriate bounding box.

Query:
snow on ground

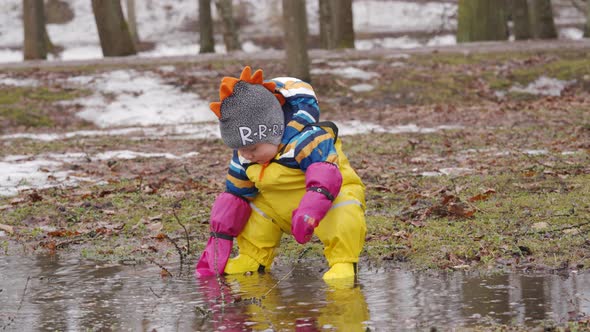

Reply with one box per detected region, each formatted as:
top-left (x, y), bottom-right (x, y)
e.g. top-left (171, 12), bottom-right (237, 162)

top-left (0, 151), bottom-right (199, 197)
top-left (509, 76), bottom-right (575, 97)
top-left (62, 70), bottom-right (216, 127)
top-left (0, 157), bottom-right (91, 197)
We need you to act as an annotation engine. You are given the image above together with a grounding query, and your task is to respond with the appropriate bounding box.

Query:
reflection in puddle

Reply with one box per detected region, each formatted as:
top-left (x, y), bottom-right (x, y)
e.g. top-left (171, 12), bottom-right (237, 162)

top-left (1, 255), bottom-right (589, 331)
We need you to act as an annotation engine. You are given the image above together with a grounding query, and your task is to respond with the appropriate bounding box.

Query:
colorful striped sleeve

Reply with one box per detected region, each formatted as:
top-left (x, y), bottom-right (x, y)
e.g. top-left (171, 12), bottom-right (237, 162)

top-left (225, 150), bottom-right (258, 200)
top-left (294, 126), bottom-right (339, 172)
top-left (272, 78), bottom-right (320, 127)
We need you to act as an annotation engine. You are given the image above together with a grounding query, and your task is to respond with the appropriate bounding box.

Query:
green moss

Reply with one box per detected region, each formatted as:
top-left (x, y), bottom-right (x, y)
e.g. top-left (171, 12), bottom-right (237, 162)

top-left (0, 85), bottom-right (90, 129)
top-left (0, 107), bottom-right (54, 127)
top-left (511, 57), bottom-right (590, 84)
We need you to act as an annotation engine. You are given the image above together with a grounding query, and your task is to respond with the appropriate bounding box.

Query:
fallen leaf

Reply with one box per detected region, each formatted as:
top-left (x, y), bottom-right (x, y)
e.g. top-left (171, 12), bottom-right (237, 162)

top-left (47, 230), bottom-right (80, 237)
top-left (532, 222), bottom-right (549, 230)
top-left (147, 222), bottom-right (163, 233)
top-left (469, 189), bottom-right (496, 202)
top-left (28, 191), bottom-right (43, 202)
top-left (410, 220), bottom-right (425, 227)
top-left (0, 224), bottom-right (14, 234)
top-left (448, 202), bottom-right (476, 218)
top-left (10, 197), bottom-right (26, 205)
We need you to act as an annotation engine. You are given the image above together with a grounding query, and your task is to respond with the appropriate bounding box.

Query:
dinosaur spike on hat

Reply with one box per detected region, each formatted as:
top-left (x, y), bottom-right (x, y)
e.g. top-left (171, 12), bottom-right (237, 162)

top-left (209, 66), bottom-right (285, 149)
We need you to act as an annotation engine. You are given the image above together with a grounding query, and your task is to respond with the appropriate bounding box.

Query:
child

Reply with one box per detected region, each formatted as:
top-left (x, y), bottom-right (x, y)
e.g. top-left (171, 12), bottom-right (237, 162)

top-left (196, 66), bottom-right (366, 281)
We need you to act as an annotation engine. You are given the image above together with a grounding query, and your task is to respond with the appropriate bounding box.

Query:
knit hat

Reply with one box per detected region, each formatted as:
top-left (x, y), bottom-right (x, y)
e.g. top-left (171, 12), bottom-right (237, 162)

top-left (210, 66), bottom-right (285, 149)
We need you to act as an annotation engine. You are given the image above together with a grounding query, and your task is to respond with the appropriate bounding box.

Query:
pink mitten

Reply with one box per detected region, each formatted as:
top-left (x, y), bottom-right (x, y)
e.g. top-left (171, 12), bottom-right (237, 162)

top-left (291, 162), bottom-right (342, 244)
top-left (195, 192), bottom-right (251, 277)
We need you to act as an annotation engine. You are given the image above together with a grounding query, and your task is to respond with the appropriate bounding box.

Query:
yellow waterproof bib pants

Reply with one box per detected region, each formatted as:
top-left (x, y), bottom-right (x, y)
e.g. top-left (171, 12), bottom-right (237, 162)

top-left (236, 141), bottom-right (367, 269)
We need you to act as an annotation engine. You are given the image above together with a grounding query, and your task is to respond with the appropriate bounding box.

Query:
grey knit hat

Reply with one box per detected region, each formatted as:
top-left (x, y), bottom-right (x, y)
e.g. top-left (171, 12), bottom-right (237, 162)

top-left (209, 67), bottom-right (284, 149)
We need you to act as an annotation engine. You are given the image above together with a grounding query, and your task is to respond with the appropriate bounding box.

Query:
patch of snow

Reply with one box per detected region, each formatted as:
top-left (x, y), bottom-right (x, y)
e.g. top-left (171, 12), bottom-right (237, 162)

top-left (0, 158), bottom-right (85, 197)
top-left (335, 120), bottom-right (462, 136)
top-left (390, 62), bottom-right (406, 68)
top-left (0, 230), bottom-right (5, 237)
top-left (426, 34), bottom-right (456, 47)
top-left (0, 49), bottom-right (21, 63)
top-left (385, 54), bottom-right (411, 60)
top-left (0, 150), bottom-right (200, 196)
top-left (439, 167), bottom-right (474, 176)
top-left (58, 45), bottom-right (104, 61)
top-left (94, 150), bottom-right (198, 160)
top-left (524, 149), bottom-right (549, 155)
top-left (356, 36), bottom-right (423, 50)
top-left (509, 76), bottom-right (575, 97)
top-left (562, 150), bottom-right (584, 155)
top-left (420, 171), bottom-right (442, 177)
top-left (62, 70), bottom-right (216, 128)
top-left (559, 27), bottom-right (584, 40)
top-left (311, 67), bottom-right (379, 80)
top-left (420, 167), bottom-right (474, 177)
top-left (350, 83), bottom-right (375, 92)
top-left (0, 76), bottom-right (40, 87)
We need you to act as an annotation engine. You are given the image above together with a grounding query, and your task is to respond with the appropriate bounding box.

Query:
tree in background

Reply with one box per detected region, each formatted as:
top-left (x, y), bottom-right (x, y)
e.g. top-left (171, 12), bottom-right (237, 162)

top-left (125, 0), bottom-right (140, 46)
top-left (457, 0), bottom-right (508, 43)
top-left (528, 0), bottom-right (557, 39)
top-left (215, 0), bottom-right (241, 52)
top-left (199, 0), bottom-right (215, 53)
top-left (282, 0), bottom-right (310, 82)
top-left (91, 0), bottom-right (136, 57)
top-left (319, 0), bottom-right (355, 49)
top-left (318, 0), bottom-right (333, 49)
top-left (23, 0), bottom-right (47, 60)
top-left (512, 0), bottom-right (532, 40)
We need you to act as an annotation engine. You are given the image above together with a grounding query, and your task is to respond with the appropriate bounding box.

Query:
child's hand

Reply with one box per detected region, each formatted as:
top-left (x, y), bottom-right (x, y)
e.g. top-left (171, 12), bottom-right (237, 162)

top-left (291, 162), bottom-right (343, 244)
top-left (292, 214), bottom-right (319, 244)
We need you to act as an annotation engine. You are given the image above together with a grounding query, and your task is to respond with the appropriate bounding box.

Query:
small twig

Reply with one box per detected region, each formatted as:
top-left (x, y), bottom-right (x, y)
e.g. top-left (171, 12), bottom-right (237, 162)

top-left (263, 247), bottom-right (311, 298)
top-left (149, 287), bottom-right (162, 298)
top-left (1, 276), bottom-right (30, 330)
top-left (173, 209), bottom-right (191, 257)
top-left (164, 234), bottom-right (184, 275)
top-left (147, 258), bottom-right (173, 277)
top-left (16, 276), bottom-right (30, 313)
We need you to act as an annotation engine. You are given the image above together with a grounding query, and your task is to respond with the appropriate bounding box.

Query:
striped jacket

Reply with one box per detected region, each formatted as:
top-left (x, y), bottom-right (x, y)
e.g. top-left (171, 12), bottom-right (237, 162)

top-left (225, 77), bottom-right (339, 200)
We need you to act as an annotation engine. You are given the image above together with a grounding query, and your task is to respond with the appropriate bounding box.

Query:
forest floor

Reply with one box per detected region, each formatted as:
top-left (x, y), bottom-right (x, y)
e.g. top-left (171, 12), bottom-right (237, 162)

top-left (1, 39), bottom-right (590, 283)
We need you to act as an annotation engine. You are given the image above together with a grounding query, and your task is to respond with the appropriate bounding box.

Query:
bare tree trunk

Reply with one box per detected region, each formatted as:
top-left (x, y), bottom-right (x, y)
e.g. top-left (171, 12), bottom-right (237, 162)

top-left (199, 0), bottom-right (215, 53)
top-left (283, 0), bottom-right (310, 82)
top-left (125, 0), bottom-right (140, 45)
top-left (457, 0), bottom-right (508, 43)
top-left (512, 0), bottom-right (532, 40)
top-left (330, 0), bottom-right (355, 49)
top-left (585, 0), bottom-right (590, 37)
top-left (215, 0), bottom-right (241, 52)
top-left (319, 0), bottom-right (334, 49)
top-left (23, 0), bottom-right (47, 60)
top-left (91, 0), bottom-right (137, 57)
top-left (528, 0), bottom-right (557, 39)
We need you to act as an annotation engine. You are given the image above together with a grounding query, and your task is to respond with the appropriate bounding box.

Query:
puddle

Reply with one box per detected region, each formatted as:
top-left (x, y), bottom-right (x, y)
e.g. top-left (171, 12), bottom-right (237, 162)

top-left (1, 255), bottom-right (589, 331)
